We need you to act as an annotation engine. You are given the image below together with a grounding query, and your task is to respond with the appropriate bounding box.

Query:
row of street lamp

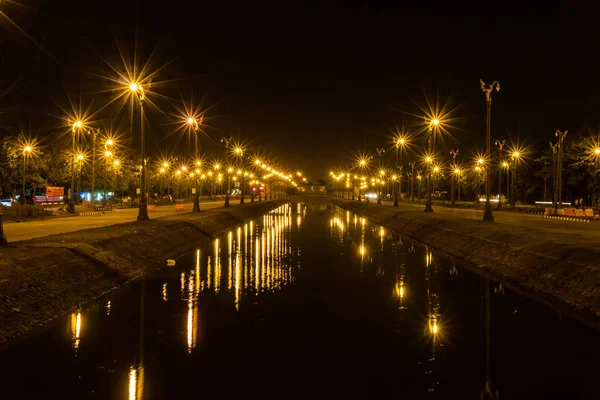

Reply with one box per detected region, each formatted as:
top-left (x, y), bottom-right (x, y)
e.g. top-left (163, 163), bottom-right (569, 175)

top-left (330, 79), bottom-right (600, 217)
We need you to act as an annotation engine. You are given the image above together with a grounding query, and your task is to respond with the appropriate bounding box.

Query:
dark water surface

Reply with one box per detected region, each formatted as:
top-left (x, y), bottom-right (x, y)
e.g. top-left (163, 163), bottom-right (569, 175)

top-left (1, 203), bottom-right (598, 399)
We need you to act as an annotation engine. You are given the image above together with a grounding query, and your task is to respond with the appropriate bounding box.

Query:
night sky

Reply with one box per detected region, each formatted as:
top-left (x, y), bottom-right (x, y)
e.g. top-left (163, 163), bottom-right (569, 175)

top-left (2, 2), bottom-right (599, 180)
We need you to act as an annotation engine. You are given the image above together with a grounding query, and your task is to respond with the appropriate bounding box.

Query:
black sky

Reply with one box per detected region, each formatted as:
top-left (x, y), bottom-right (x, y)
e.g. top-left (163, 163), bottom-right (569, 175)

top-left (2, 1), bottom-right (600, 179)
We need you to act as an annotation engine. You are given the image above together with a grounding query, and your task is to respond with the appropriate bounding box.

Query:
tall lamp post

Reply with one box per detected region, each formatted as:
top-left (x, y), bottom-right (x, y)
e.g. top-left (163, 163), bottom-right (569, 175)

top-left (394, 137), bottom-right (406, 207)
top-left (494, 139), bottom-right (505, 209)
top-left (220, 137), bottom-right (233, 207)
top-left (480, 79), bottom-right (500, 222)
top-left (88, 128), bottom-right (99, 210)
top-left (76, 154), bottom-right (84, 204)
top-left (593, 147), bottom-right (600, 208)
top-left (555, 130), bottom-right (568, 208)
top-left (67, 121), bottom-right (83, 213)
top-left (449, 149), bottom-right (459, 206)
top-left (187, 116), bottom-right (204, 212)
top-left (234, 147), bottom-right (245, 204)
top-left (21, 143), bottom-right (33, 204)
top-left (376, 148), bottom-right (385, 205)
top-left (409, 161), bottom-right (415, 202)
top-left (511, 151), bottom-right (521, 206)
top-left (128, 82), bottom-right (149, 221)
top-left (424, 118), bottom-right (439, 212)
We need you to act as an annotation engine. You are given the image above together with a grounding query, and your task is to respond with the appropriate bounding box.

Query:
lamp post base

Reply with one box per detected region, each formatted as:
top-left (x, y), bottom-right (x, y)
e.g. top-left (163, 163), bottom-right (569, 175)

top-left (424, 200), bottom-right (433, 212)
top-left (377, 197), bottom-right (382, 205)
top-left (240, 195), bottom-right (245, 205)
top-left (393, 194), bottom-right (399, 207)
top-left (67, 201), bottom-right (76, 214)
top-left (137, 202), bottom-right (149, 221)
top-left (192, 197), bottom-right (200, 212)
top-left (224, 194), bottom-right (230, 207)
top-left (483, 200), bottom-right (494, 222)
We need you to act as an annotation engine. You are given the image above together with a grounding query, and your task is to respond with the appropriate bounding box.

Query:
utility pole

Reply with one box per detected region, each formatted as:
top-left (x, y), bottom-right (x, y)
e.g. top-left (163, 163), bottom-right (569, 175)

top-left (494, 139), bottom-right (505, 209)
top-left (480, 79), bottom-right (500, 222)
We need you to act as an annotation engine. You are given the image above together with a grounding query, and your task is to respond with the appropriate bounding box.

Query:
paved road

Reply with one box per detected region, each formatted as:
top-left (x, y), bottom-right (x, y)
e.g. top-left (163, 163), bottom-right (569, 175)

top-left (378, 199), bottom-right (600, 240)
top-left (3, 201), bottom-right (225, 243)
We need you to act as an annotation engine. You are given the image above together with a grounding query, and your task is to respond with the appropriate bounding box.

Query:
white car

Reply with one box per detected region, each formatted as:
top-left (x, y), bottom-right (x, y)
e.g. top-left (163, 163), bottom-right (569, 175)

top-left (0, 198), bottom-right (13, 207)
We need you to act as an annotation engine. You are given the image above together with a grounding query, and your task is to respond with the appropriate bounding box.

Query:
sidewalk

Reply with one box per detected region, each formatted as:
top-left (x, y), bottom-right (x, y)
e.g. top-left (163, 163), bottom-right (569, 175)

top-left (3, 200), bottom-right (226, 243)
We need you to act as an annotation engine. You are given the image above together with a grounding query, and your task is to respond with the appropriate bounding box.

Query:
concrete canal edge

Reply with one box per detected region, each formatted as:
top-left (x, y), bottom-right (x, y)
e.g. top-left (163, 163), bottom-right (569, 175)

top-left (0, 200), bottom-right (287, 344)
top-left (303, 196), bottom-right (600, 327)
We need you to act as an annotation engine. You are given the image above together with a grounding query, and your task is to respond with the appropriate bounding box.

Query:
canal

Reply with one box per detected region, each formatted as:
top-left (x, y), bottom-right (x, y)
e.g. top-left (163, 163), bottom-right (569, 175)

top-left (1, 202), bottom-right (598, 399)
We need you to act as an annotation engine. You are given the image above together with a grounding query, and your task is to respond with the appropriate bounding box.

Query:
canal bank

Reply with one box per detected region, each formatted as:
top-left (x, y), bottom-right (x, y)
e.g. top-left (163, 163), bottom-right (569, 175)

top-left (0, 200), bottom-right (286, 344)
top-left (298, 196), bottom-right (600, 324)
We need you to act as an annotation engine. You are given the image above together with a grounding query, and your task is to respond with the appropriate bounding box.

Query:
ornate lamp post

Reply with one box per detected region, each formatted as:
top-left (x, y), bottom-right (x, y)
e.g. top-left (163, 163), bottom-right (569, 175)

top-left (480, 79), bottom-right (500, 222)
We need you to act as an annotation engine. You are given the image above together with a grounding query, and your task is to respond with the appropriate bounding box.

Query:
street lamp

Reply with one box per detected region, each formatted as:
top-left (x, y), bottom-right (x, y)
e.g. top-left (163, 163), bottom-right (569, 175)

top-left (103, 150), bottom-right (112, 206)
top-left (594, 147), bottom-right (600, 208)
top-left (67, 120), bottom-right (84, 213)
top-left (480, 79), bottom-right (500, 222)
top-left (453, 167), bottom-right (462, 202)
top-left (186, 115), bottom-right (204, 212)
top-left (232, 146), bottom-right (246, 204)
top-left (21, 144), bottom-right (33, 205)
top-left (376, 148), bottom-right (385, 205)
top-left (76, 153), bottom-right (85, 204)
top-left (554, 130), bottom-right (567, 209)
top-left (502, 161), bottom-right (509, 204)
top-left (449, 149), bottom-right (459, 206)
top-left (112, 159), bottom-right (120, 202)
top-left (394, 136), bottom-right (407, 207)
top-left (511, 150), bottom-right (521, 206)
top-left (424, 118), bottom-right (439, 212)
top-left (128, 82), bottom-right (149, 220)
top-left (220, 137), bottom-right (233, 207)
top-left (494, 139), bottom-right (506, 209)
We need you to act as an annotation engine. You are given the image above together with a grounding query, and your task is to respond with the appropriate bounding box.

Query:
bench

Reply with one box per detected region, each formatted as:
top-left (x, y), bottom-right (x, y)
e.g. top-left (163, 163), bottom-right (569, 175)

top-left (585, 209), bottom-right (594, 218)
top-left (175, 204), bottom-right (185, 211)
top-left (545, 207), bottom-right (554, 215)
top-left (564, 208), bottom-right (575, 217)
top-left (147, 205), bottom-right (156, 212)
top-left (575, 209), bottom-right (584, 217)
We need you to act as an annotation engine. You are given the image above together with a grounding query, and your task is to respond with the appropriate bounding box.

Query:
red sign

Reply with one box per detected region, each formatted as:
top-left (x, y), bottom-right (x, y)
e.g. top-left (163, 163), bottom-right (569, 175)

top-left (46, 187), bottom-right (64, 197)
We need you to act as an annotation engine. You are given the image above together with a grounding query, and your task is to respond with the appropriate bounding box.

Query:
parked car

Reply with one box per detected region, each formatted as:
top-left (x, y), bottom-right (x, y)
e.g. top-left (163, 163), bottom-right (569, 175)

top-left (0, 197), bottom-right (13, 207)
